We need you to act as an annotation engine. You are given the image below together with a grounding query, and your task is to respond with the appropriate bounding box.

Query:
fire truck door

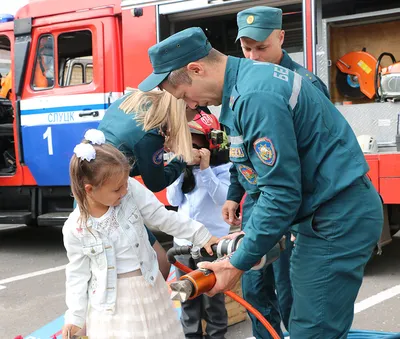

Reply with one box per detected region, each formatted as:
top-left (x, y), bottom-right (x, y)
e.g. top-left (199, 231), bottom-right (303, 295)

top-left (20, 18), bottom-right (117, 186)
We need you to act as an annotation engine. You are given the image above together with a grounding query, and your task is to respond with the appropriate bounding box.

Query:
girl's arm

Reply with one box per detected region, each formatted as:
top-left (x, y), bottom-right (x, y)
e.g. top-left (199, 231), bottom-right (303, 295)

top-left (199, 164), bottom-right (231, 206)
top-left (166, 173), bottom-right (185, 207)
top-left (62, 221), bottom-right (91, 329)
top-left (129, 178), bottom-right (212, 247)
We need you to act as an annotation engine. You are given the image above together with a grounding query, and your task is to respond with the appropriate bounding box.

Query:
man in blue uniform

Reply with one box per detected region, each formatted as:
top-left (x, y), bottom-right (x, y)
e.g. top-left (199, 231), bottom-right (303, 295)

top-left (222, 7), bottom-right (331, 338)
top-left (138, 28), bottom-right (383, 339)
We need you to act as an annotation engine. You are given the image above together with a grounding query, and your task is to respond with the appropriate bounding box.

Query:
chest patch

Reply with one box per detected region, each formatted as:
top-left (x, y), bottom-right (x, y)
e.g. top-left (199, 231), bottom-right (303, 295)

top-left (254, 137), bottom-right (276, 166)
top-left (229, 145), bottom-right (245, 159)
top-left (152, 148), bottom-right (164, 165)
top-left (238, 165), bottom-right (258, 185)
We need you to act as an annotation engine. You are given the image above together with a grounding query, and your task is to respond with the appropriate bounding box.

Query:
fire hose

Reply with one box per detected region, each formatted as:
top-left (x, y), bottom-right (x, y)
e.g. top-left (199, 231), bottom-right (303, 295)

top-left (167, 234), bottom-right (285, 339)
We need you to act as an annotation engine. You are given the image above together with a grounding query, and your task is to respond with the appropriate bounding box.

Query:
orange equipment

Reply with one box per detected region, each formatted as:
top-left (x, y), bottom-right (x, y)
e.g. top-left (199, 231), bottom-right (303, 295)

top-left (0, 71), bottom-right (12, 98)
top-left (336, 50), bottom-right (400, 102)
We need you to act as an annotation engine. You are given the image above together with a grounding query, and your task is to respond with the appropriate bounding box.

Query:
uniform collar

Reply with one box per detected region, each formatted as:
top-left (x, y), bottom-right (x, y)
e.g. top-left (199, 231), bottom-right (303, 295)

top-left (279, 49), bottom-right (293, 69)
top-left (220, 56), bottom-right (241, 127)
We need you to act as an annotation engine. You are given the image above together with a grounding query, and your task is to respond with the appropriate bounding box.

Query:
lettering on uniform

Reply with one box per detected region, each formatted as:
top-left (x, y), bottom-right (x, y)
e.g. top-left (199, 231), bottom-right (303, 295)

top-left (152, 148), bottom-right (164, 165)
top-left (273, 66), bottom-right (289, 82)
top-left (229, 145), bottom-right (245, 159)
top-left (48, 112), bottom-right (75, 123)
top-left (253, 137), bottom-right (276, 166)
top-left (238, 165), bottom-right (257, 185)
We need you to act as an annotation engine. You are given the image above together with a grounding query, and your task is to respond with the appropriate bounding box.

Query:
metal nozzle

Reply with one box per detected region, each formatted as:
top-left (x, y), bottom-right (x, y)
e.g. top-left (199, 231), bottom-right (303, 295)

top-left (170, 280), bottom-right (194, 302)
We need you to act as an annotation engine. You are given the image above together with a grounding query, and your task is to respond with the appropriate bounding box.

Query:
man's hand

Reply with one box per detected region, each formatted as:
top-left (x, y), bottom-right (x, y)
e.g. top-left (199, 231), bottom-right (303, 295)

top-left (187, 148), bottom-right (201, 166)
top-left (62, 324), bottom-right (81, 339)
top-left (222, 200), bottom-right (241, 226)
top-left (218, 231), bottom-right (245, 241)
top-left (203, 235), bottom-right (219, 255)
top-left (199, 148), bottom-right (211, 170)
top-left (197, 258), bottom-right (243, 296)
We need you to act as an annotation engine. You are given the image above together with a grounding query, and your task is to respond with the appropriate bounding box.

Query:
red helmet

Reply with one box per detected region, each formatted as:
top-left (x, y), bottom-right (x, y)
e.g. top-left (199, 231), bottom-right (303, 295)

top-left (188, 112), bottom-right (221, 149)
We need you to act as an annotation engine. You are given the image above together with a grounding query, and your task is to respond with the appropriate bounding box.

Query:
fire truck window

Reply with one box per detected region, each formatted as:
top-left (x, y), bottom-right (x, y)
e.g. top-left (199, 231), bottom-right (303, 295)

top-left (32, 35), bottom-right (55, 90)
top-left (0, 35), bottom-right (11, 99)
top-left (62, 58), bottom-right (93, 86)
top-left (58, 30), bottom-right (93, 87)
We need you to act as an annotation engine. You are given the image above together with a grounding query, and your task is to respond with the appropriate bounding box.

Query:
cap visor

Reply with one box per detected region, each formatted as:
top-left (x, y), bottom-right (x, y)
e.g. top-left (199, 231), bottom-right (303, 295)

top-left (235, 27), bottom-right (274, 42)
top-left (138, 71), bottom-right (170, 92)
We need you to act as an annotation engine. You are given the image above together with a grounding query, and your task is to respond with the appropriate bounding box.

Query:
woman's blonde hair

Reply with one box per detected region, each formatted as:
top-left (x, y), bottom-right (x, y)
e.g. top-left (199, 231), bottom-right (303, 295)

top-left (119, 89), bottom-right (193, 162)
top-left (70, 142), bottom-right (130, 226)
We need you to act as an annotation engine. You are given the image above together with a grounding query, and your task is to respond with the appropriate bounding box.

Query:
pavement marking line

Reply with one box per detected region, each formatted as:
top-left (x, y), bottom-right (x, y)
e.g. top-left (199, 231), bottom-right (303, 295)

top-left (0, 264), bottom-right (66, 287)
top-left (0, 285), bottom-right (6, 290)
top-left (354, 284), bottom-right (400, 314)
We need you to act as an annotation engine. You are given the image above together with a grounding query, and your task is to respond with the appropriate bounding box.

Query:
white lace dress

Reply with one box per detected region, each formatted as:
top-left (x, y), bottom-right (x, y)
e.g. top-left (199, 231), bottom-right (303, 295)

top-left (86, 207), bottom-right (185, 339)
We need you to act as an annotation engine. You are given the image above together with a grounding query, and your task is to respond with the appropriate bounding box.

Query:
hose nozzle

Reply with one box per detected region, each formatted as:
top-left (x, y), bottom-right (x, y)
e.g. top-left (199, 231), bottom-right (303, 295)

top-left (170, 279), bottom-right (194, 302)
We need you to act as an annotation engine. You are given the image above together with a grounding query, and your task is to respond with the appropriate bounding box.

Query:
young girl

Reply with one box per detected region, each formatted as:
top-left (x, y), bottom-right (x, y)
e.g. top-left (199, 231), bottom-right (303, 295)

top-left (62, 129), bottom-right (217, 339)
top-left (167, 113), bottom-right (231, 339)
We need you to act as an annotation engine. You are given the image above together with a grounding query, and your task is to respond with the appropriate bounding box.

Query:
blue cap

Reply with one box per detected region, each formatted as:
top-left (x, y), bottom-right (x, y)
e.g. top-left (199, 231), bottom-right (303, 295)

top-left (236, 6), bottom-right (282, 42)
top-left (139, 27), bottom-right (212, 92)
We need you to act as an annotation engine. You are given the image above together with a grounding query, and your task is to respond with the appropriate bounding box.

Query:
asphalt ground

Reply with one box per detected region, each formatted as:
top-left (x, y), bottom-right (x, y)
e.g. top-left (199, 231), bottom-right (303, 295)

top-left (1, 224), bottom-right (399, 338)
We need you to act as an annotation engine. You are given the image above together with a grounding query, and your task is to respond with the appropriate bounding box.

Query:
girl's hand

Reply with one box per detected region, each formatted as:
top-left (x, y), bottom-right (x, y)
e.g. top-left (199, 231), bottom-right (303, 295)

top-left (62, 324), bottom-right (81, 339)
top-left (203, 236), bottom-right (219, 255)
top-left (199, 148), bottom-right (211, 170)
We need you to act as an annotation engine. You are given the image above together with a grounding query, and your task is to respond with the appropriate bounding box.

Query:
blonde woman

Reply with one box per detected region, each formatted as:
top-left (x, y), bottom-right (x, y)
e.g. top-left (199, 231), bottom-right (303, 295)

top-left (97, 89), bottom-right (203, 279)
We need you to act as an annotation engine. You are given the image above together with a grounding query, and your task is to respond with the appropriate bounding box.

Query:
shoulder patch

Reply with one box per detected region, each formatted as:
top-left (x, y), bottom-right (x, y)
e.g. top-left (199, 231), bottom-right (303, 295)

top-left (229, 86), bottom-right (241, 109)
top-left (253, 137), bottom-right (276, 166)
top-left (238, 165), bottom-right (258, 185)
top-left (296, 67), bottom-right (316, 82)
top-left (152, 148), bottom-right (164, 165)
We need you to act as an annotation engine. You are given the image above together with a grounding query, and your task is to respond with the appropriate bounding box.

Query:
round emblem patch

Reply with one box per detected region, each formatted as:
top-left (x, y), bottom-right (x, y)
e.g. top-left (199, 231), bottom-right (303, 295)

top-left (152, 148), bottom-right (164, 165)
top-left (253, 137), bottom-right (276, 166)
top-left (238, 165), bottom-right (258, 185)
top-left (247, 15), bottom-right (254, 25)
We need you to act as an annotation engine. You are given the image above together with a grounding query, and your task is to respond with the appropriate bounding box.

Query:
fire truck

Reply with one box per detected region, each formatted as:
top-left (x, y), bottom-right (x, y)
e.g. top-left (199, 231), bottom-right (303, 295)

top-left (0, 0), bottom-right (399, 250)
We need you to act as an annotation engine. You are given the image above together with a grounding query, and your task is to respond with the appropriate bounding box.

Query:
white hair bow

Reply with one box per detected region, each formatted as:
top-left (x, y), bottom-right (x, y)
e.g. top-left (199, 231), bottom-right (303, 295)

top-left (74, 129), bottom-right (106, 162)
top-left (84, 129), bottom-right (106, 145)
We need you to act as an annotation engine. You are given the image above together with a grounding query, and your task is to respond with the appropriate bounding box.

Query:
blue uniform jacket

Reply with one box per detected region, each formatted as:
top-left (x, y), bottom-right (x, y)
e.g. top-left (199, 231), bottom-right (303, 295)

top-left (98, 95), bottom-right (186, 193)
top-left (221, 57), bottom-right (368, 271)
top-left (227, 50), bottom-right (330, 203)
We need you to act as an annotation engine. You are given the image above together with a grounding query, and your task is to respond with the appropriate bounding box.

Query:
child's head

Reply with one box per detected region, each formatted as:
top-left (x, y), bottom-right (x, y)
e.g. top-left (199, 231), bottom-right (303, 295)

top-left (188, 112), bottom-right (230, 167)
top-left (70, 129), bottom-right (130, 225)
top-left (188, 112), bottom-right (220, 150)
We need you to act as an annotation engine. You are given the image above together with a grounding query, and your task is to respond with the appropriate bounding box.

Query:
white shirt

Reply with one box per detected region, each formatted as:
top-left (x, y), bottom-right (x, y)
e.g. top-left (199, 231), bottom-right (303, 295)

top-left (167, 163), bottom-right (231, 246)
top-left (92, 206), bottom-right (140, 274)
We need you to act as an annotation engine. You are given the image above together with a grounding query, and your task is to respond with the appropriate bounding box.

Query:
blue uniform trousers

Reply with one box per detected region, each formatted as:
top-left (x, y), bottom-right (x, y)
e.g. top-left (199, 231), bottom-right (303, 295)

top-left (289, 176), bottom-right (383, 338)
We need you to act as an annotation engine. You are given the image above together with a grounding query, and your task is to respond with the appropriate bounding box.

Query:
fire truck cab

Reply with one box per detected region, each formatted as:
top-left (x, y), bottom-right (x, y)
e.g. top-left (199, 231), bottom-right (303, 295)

top-left (0, 0), bottom-right (399, 251)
